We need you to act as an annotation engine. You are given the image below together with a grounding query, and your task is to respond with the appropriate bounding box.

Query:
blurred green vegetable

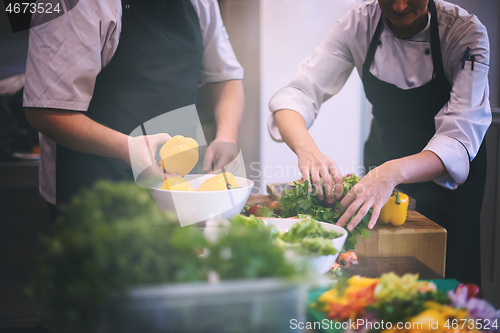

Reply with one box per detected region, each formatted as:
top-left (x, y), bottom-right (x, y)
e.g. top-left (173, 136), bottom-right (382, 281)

top-left (28, 181), bottom-right (302, 333)
top-left (280, 218), bottom-right (342, 244)
top-left (205, 226), bottom-right (298, 280)
top-left (279, 218), bottom-right (342, 256)
top-left (300, 238), bottom-right (338, 256)
top-left (229, 214), bottom-right (266, 229)
top-left (229, 216), bottom-right (341, 256)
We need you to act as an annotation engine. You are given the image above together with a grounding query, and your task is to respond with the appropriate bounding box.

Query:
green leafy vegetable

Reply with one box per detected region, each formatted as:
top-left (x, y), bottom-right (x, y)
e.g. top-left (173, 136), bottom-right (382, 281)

top-left (300, 237), bottom-right (338, 256)
top-left (280, 176), bottom-right (371, 251)
top-left (229, 216), bottom-right (341, 256)
top-left (229, 214), bottom-right (266, 229)
top-left (205, 226), bottom-right (298, 280)
top-left (279, 218), bottom-right (342, 256)
top-left (279, 218), bottom-right (342, 244)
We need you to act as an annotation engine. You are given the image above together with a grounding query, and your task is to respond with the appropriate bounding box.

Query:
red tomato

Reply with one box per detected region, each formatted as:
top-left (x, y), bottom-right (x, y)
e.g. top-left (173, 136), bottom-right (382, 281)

top-left (268, 201), bottom-right (281, 214)
top-left (248, 204), bottom-right (263, 216)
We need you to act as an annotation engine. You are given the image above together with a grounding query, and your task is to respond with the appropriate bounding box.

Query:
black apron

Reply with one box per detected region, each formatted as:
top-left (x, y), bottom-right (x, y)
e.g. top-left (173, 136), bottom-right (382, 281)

top-left (362, 0), bottom-right (486, 285)
top-left (55, 0), bottom-right (203, 203)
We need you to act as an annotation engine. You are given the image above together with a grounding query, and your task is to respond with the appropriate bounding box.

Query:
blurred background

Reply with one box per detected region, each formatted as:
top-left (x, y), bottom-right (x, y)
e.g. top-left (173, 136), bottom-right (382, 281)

top-left (1, 0), bottom-right (499, 330)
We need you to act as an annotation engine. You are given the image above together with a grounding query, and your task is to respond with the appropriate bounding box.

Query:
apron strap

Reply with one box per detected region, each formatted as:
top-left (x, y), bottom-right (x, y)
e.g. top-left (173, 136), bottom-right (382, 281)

top-left (428, 0), bottom-right (446, 79)
top-left (363, 16), bottom-right (384, 72)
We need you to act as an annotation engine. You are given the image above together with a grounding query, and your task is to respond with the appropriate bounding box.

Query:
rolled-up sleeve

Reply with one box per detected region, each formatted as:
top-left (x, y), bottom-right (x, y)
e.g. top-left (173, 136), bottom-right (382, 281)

top-left (195, 0), bottom-right (243, 86)
top-left (23, 1), bottom-right (119, 111)
top-left (268, 16), bottom-right (356, 142)
top-left (424, 23), bottom-right (491, 189)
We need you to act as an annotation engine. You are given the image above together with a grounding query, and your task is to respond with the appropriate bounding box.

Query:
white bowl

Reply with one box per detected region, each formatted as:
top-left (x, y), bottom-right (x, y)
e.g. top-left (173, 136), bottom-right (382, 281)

top-left (262, 218), bottom-right (348, 274)
top-left (150, 174), bottom-right (253, 226)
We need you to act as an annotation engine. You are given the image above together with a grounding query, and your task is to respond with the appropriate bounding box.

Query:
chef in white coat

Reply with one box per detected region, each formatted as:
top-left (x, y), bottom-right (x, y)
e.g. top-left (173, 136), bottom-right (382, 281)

top-left (269, 0), bottom-right (490, 285)
top-left (24, 0), bottom-right (244, 214)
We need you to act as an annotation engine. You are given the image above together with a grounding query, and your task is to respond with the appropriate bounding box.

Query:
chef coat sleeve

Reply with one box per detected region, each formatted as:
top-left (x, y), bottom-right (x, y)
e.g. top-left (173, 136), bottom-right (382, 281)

top-left (423, 21), bottom-right (491, 190)
top-left (267, 12), bottom-right (357, 142)
top-left (194, 0), bottom-right (243, 86)
top-left (23, 1), bottom-right (119, 111)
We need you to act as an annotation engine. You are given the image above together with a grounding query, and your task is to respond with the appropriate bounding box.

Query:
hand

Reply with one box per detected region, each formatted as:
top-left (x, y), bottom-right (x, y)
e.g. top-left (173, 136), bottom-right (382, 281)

top-left (296, 146), bottom-right (343, 203)
top-left (335, 161), bottom-right (399, 231)
top-left (127, 133), bottom-right (171, 187)
top-left (202, 140), bottom-right (240, 173)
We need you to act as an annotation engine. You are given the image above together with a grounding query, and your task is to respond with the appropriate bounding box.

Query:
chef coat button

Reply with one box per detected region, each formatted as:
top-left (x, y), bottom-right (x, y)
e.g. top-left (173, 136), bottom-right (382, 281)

top-left (378, 40), bottom-right (382, 46)
top-left (425, 48), bottom-right (431, 55)
top-left (125, 4), bottom-right (130, 9)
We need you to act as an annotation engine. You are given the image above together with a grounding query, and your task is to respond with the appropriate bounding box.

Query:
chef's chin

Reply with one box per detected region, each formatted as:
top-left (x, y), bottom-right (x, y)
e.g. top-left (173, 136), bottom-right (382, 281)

top-left (386, 13), bottom-right (416, 27)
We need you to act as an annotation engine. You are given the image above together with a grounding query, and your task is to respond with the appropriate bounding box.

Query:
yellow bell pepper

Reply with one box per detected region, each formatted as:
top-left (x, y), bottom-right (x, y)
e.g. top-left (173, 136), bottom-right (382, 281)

top-left (378, 191), bottom-right (409, 226)
top-left (159, 176), bottom-right (195, 191)
top-left (160, 135), bottom-right (199, 176)
top-left (198, 172), bottom-right (239, 191)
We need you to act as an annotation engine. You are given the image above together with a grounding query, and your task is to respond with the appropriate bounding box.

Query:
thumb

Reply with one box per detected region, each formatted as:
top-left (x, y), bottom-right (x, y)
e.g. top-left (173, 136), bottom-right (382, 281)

top-left (148, 133), bottom-right (171, 148)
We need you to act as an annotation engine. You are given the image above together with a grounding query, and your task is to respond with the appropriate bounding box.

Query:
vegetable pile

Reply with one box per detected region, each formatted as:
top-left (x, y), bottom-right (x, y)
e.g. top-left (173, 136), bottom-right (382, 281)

top-left (28, 181), bottom-right (302, 333)
top-left (279, 175), bottom-right (371, 251)
top-left (313, 273), bottom-right (500, 333)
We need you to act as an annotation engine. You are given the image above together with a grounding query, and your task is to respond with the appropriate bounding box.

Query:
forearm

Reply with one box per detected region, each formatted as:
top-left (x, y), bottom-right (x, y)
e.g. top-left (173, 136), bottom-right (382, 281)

top-left (209, 80), bottom-right (244, 143)
top-left (25, 108), bottom-right (130, 163)
top-left (275, 109), bottom-right (342, 201)
top-left (380, 151), bottom-right (448, 188)
top-left (274, 109), bottom-right (320, 156)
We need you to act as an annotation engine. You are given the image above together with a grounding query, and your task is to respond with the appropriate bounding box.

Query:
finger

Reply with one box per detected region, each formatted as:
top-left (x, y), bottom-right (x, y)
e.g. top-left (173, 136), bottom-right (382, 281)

top-left (311, 165), bottom-right (323, 200)
top-left (212, 150), bottom-right (236, 172)
top-left (202, 146), bottom-right (214, 172)
top-left (368, 202), bottom-right (384, 229)
top-left (329, 165), bottom-right (343, 200)
top-left (299, 164), bottom-right (311, 191)
top-left (319, 165), bottom-right (334, 204)
top-left (335, 194), bottom-right (362, 228)
top-left (346, 199), bottom-right (374, 231)
top-left (338, 187), bottom-right (356, 213)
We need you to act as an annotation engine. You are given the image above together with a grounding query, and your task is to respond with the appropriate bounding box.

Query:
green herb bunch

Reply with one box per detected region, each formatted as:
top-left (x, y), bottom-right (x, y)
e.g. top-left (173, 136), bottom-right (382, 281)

top-left (279, 175), bottom-right (371, 251)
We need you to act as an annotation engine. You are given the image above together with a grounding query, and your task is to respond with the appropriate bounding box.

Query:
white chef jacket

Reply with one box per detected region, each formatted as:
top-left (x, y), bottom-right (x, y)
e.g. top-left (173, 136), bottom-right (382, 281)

top-left (268, 0), bottom-right (491, 190)
top-left (23, 0), bottom-right (244, 204)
